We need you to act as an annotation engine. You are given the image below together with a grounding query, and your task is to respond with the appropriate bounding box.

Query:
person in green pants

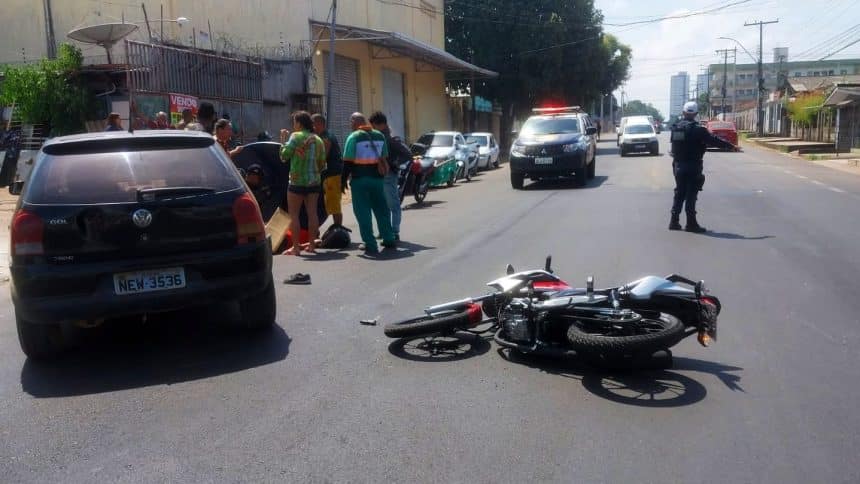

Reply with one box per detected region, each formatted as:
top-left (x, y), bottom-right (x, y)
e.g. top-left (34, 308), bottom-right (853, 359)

top-left (342, 112), bottom-right (395, 255)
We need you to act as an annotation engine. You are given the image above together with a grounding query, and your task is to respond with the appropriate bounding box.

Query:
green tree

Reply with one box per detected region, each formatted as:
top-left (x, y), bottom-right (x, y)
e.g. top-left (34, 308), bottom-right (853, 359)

top-left (0, 43), bottom-right (93, 135)
top-left (697, 92), bottom-right (710, 118)
top-left (444, 0), bottom-right (632, 147)
top-left (785, 92), bottom-right (826, 127)
top-left (622, 100), bottom-right (663, 122)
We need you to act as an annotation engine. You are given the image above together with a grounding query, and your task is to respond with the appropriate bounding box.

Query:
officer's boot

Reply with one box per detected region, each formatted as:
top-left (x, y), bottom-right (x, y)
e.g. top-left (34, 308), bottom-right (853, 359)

top-left (685, 212), bottom-right (707, 233)
top-left (668, 212), bottom-right (682, 231)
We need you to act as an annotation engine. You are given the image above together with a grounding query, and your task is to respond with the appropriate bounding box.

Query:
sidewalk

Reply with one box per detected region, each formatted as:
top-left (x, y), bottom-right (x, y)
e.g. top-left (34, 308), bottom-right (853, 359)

top-left (741, 138), bottom-right (860, 176)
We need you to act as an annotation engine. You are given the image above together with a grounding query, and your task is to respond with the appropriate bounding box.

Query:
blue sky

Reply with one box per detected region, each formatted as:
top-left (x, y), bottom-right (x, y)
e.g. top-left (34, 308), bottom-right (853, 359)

top-left (594, 0), bottom-right (860, 117)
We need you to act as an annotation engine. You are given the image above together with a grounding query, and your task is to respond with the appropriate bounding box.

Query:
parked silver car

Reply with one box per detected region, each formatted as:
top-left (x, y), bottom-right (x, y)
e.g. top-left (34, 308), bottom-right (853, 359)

top-left (464, 132), bottom-right (500, 170)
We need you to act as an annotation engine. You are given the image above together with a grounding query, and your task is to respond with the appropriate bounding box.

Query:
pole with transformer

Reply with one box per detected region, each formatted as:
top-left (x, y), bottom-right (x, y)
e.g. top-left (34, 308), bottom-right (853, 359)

top-left (716, 48), bottom-right (732, 117)
top-left (745, 19), bottom-right (779, 136)
top-left (326, 0), bottom-right (337, 125)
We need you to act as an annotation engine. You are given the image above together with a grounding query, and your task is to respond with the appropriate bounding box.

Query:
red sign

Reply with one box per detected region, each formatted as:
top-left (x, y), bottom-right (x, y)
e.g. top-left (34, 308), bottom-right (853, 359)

top-left (169, 93), bottom-right (198, 124)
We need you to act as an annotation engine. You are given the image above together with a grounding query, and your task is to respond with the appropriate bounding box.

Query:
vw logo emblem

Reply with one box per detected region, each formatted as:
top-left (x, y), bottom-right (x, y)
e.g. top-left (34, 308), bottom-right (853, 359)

top-left (132, 209), bottom-right (153, 228)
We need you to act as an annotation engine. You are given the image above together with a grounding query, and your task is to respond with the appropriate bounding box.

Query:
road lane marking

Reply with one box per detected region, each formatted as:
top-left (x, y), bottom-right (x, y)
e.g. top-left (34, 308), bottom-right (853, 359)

top-left (828, 186), bottom-right (846, 193)
top-left (783, 170), bottom-right (794, 174)
top-left (811, 180), bottom-right (825, 186)
top-left (796, 175), bottom-right (808, 179)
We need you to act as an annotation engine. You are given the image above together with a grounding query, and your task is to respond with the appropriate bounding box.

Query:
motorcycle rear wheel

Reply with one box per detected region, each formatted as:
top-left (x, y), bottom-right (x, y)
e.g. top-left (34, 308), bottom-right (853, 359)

top-left (384, 309), bottom-right (472, 339)
top-left (566, 312), bottom-right (685, 357)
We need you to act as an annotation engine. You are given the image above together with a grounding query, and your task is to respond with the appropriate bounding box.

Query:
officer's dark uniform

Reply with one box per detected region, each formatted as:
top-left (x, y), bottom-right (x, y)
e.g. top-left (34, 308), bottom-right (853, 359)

top-left (669, 119), bottom-right (736, 232)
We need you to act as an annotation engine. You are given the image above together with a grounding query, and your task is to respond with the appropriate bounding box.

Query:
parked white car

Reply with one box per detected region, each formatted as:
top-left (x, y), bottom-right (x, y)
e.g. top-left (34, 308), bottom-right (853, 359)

top-left (415, 131), bottom-right (480, 180)
top-left (464, 132), bottom-right (500, 170)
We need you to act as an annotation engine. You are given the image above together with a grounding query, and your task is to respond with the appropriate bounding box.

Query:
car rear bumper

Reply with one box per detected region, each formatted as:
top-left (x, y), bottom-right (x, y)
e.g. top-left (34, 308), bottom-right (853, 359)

top-left (11, 242), bottom-right (273, 324)
top-left (622, 141), bottom-right (658, 153)
top-left (510, 152), bottom-right (586, 176)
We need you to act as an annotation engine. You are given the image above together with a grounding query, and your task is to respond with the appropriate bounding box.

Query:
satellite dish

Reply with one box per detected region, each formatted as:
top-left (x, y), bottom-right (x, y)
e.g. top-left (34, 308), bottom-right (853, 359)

top-left (67, 22), bottom-right (139, 63)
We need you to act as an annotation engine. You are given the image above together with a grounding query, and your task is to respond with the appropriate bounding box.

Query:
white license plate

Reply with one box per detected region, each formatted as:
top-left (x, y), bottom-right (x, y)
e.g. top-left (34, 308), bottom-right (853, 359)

top-left (114, 267), bottom-right (186, 295)
top-left (534, 157), bottom-right (553, 164)
top-left (635, 144), bottom-right (646, 149)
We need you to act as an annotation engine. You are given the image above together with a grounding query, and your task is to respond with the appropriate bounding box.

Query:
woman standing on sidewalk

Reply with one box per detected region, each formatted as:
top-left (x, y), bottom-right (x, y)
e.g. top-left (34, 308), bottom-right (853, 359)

top-left (280, 111), bottom-right (326, 255)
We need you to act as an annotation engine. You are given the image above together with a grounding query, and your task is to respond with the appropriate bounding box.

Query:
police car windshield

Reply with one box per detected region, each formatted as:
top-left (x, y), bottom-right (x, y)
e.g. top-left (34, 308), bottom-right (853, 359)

top-left (521, 116), bottom-right (580, 136)
top-left (625, 124), bottom-right (654, 135)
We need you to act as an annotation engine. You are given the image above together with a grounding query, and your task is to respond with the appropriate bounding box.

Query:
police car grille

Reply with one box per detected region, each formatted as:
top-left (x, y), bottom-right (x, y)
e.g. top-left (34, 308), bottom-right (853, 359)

top-left (524, 145), bottom-right (565, 156)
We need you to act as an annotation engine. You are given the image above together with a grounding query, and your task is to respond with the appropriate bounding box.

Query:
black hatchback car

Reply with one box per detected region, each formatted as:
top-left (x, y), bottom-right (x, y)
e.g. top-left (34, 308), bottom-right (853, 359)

top-left (509, 107), bottom-right (598, 189)
top-left (9, 131), bottom-right (275, 358)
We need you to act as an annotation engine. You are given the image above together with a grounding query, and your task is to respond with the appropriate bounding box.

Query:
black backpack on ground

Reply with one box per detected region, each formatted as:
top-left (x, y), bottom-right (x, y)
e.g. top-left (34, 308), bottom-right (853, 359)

top-left (320, 224), bottom-right (352, 249)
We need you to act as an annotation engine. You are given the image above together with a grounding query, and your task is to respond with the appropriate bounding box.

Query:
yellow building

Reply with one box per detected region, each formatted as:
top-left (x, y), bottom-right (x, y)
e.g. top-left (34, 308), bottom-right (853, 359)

top-left (0, 0), bottom-right (494, 141)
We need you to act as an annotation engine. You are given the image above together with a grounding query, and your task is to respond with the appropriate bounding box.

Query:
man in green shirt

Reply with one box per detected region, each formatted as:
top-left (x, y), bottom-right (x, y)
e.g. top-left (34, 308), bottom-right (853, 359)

top-left (342, 112), bottom-right (395, 255)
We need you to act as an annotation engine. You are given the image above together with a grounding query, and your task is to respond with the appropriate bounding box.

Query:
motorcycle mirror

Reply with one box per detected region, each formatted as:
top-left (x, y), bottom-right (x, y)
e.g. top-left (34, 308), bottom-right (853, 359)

top-left (506, 264), bottom-right (515, 275)
top-left (544, 255), bottom-right (552, 273)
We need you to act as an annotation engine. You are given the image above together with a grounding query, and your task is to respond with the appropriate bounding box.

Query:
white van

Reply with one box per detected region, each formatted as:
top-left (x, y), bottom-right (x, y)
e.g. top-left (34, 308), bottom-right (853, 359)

top-left (616, 116), bottom-right (652, 146)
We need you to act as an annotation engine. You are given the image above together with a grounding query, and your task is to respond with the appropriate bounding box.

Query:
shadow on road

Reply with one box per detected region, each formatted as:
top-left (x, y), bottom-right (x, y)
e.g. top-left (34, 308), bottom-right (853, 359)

top-left (388, 332), bottom-right (492, 362)
top-left (20, 306), bottom-right (291, 398)
top-left (356, 241), bottom-right (436, 261)
top-left (703, 231), bottom-right (775, 241)
top-left (498, 349), bottom-right (744, 407)
top-left (403, 200), bottom-right (446, 210)
top-left (524, 175), bottom-right (608, 190)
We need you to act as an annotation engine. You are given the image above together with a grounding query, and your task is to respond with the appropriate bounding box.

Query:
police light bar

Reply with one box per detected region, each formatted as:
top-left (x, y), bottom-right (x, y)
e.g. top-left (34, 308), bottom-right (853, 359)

top-left (532, 106), bottom-right (581, 114)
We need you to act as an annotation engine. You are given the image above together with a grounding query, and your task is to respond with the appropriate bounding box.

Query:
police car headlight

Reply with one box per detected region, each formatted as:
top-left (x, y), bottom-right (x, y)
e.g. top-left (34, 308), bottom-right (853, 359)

top-left (511, 144), bottom-right (525, 156)
top-left (562, 143), bottom-right (579, 153)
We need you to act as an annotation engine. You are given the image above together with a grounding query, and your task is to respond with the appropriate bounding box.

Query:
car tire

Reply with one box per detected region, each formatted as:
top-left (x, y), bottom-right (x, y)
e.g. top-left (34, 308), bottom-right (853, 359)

top-left (620, 147), bottom-right (627, 157)
top-left (575, 165), bottom-right (588, 187)
top-left (650, 147), bottom-right (659, 156)
top-left (587, 155), bottom-right (596, 179)
top-left (492, 157), bottom-right (500, 169)
top-left (16, 312), bottom-right (66, 359)
top-left (510, 171), bottom-right (525, 190)
top-left (240, 275), bottom-right (276, 329)
top-left (446, 171), bottom-right (456, 187)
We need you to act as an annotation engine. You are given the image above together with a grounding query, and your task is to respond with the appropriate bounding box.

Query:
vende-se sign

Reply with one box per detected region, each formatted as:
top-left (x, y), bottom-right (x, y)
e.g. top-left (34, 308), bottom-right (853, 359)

top-left (169, 93), bottom-right (198, 114)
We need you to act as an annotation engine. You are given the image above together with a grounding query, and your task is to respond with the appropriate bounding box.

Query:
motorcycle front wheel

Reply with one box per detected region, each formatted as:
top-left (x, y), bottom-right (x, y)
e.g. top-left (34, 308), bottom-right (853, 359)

top-left (566, 312), bottom-right (685, 357)
top-left (414, 185), bottom-right (427, 204)
top-left (384, 309), bottom-right (472, 339)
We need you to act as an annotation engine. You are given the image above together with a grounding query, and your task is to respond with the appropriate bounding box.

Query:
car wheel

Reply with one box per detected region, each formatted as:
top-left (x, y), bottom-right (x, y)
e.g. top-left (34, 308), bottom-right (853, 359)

top-left (240, 275), bottom-right (276, 329)
top-left (587, 155), bottom-right (596, 179)
top-left (620, 147), bottom-right (627, 157)
top-left (446, 170), bottom-right (456, 187)
top-left (492, 157), bottom-right (500, 169)
top-left (16, 312), bottom-right (66, 359)
top-left (510, 171), bottom-right (524, 190)
top-left (575, 166), bottom-right (588, 187)
top-left (650, 148), bottom-right (659, 156)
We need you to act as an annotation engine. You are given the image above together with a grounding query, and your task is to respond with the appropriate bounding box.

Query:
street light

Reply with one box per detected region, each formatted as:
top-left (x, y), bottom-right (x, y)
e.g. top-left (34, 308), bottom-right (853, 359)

top-left (717, 36), bottom-right (757, 63)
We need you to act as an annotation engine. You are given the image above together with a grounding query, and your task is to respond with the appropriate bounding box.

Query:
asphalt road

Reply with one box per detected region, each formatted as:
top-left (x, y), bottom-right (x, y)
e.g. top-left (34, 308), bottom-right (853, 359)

top-left (2, 135), bottom-right (860, 483)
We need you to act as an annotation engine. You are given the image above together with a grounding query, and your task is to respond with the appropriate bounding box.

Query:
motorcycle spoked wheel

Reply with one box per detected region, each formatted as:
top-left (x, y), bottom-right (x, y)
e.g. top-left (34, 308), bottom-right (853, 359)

top-left (383, 308), bottom-right (472, 339)
top-left (414, 185), bottom-right (428, 204)
top-left (566, 312), bottom-right (685, 357)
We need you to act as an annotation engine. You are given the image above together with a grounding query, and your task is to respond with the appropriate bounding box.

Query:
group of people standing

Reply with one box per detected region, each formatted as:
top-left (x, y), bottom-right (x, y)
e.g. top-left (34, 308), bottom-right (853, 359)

top-left (277, 109), bottom-right (412, 256)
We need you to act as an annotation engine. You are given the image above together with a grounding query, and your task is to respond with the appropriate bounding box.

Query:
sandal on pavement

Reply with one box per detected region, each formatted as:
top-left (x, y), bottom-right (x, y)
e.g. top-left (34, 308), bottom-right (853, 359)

top-left (284, 273), bottom-right (311, 285)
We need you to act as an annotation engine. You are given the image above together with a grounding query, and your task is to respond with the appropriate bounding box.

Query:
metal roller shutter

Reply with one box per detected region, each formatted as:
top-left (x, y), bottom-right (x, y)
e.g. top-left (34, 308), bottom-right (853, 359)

top-left (382, 69), bottom-right (406, 140)
top-left (324, 55), bottom-right (360, 142)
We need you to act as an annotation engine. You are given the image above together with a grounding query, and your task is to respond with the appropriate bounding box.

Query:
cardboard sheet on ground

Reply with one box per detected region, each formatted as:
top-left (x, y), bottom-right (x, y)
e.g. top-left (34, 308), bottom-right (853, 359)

top-left (265, 208), bottom-right (291, 254)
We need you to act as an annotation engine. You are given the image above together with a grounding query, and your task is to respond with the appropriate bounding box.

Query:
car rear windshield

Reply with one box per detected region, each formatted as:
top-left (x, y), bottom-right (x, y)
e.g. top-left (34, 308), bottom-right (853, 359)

top-left (625, 124), bottom-right (654, 135)
top-left (25, 146), bottom-right (242, 205)
top-left (521, 117), bottom-right (580, 136)
top-left (417, 134), bottom-right (454, 147)
top-left (466, 136), bottom-right (489, 146)
top-left (709, 122), bottom-right (735, 130)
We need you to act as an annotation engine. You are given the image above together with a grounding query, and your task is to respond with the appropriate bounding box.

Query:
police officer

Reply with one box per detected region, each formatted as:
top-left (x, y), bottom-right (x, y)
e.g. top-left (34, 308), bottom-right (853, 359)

top-left (669, 101), bottom-right (737, 233)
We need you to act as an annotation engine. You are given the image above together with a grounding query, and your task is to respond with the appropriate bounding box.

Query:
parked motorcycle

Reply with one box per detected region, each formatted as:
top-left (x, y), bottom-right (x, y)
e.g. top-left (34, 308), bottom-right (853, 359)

top-left (398, 155), bottom-right (434, 205)
top-left (383, 257), bottom-right (721, 360)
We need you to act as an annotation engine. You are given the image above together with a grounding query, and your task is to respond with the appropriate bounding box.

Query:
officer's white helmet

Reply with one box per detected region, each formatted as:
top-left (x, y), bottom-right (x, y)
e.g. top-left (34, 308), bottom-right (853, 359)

top-left (682, 101), bottom-right (699, 114)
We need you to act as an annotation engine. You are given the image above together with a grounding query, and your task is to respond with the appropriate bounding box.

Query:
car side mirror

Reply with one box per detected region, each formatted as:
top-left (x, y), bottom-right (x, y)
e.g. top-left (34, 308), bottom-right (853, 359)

top-left (586, 127), bottom-right (597, 135)
top-left (9, 180), bottom-right (24, 195)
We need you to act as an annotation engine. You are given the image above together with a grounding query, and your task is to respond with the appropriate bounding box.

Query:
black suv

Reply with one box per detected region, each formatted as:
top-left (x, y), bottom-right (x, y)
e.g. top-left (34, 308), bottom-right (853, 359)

top-left (509, 107), bottom-right (598, 188)
top-left (8, 131), bottom-right (275, 358)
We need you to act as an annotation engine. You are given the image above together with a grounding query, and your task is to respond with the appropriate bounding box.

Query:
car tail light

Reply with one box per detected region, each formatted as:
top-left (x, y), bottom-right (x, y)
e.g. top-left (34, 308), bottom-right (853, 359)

top-left (410, 161), bottom-right (422, 175)
top-left (232, 193), bottom-right (265, 244)
top-left (11, 210), bottom-right (44, 256)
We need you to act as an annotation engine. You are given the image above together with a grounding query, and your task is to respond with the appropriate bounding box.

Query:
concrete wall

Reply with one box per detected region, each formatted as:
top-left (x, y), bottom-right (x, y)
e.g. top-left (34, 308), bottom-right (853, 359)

top-left (0, 0), bottom-right (444, 65)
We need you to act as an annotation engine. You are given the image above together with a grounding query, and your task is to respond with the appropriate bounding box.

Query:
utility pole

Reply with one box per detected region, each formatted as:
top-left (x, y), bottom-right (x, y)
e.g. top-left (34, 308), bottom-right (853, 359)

top-left (746, 19), bottom-right (779, 137)
top-left (42, 0), bottom-right (57, 58)
top-left (326, 0), bottom-right (337, 125)
top-left (716, 48), bottom-right (731, 117)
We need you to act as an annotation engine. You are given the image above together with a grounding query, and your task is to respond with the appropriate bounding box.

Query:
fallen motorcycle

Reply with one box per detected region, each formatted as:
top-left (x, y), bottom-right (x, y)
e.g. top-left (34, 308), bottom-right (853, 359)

top-left (383, 257), bottom-right (721, 360)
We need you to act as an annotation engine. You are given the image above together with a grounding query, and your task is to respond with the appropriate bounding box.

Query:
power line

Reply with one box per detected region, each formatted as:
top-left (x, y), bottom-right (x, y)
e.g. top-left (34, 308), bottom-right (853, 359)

top-left (604, 0), bottom-right (752, 26)
top-left (819, 36), bottom-right (860, 60)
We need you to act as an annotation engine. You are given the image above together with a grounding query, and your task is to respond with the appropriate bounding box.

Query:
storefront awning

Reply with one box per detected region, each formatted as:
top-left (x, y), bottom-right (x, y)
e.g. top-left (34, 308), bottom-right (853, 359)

top-left (823, 86), bottom-right (860, 107)
top-left (309, 20), bottom-right (497, 78)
